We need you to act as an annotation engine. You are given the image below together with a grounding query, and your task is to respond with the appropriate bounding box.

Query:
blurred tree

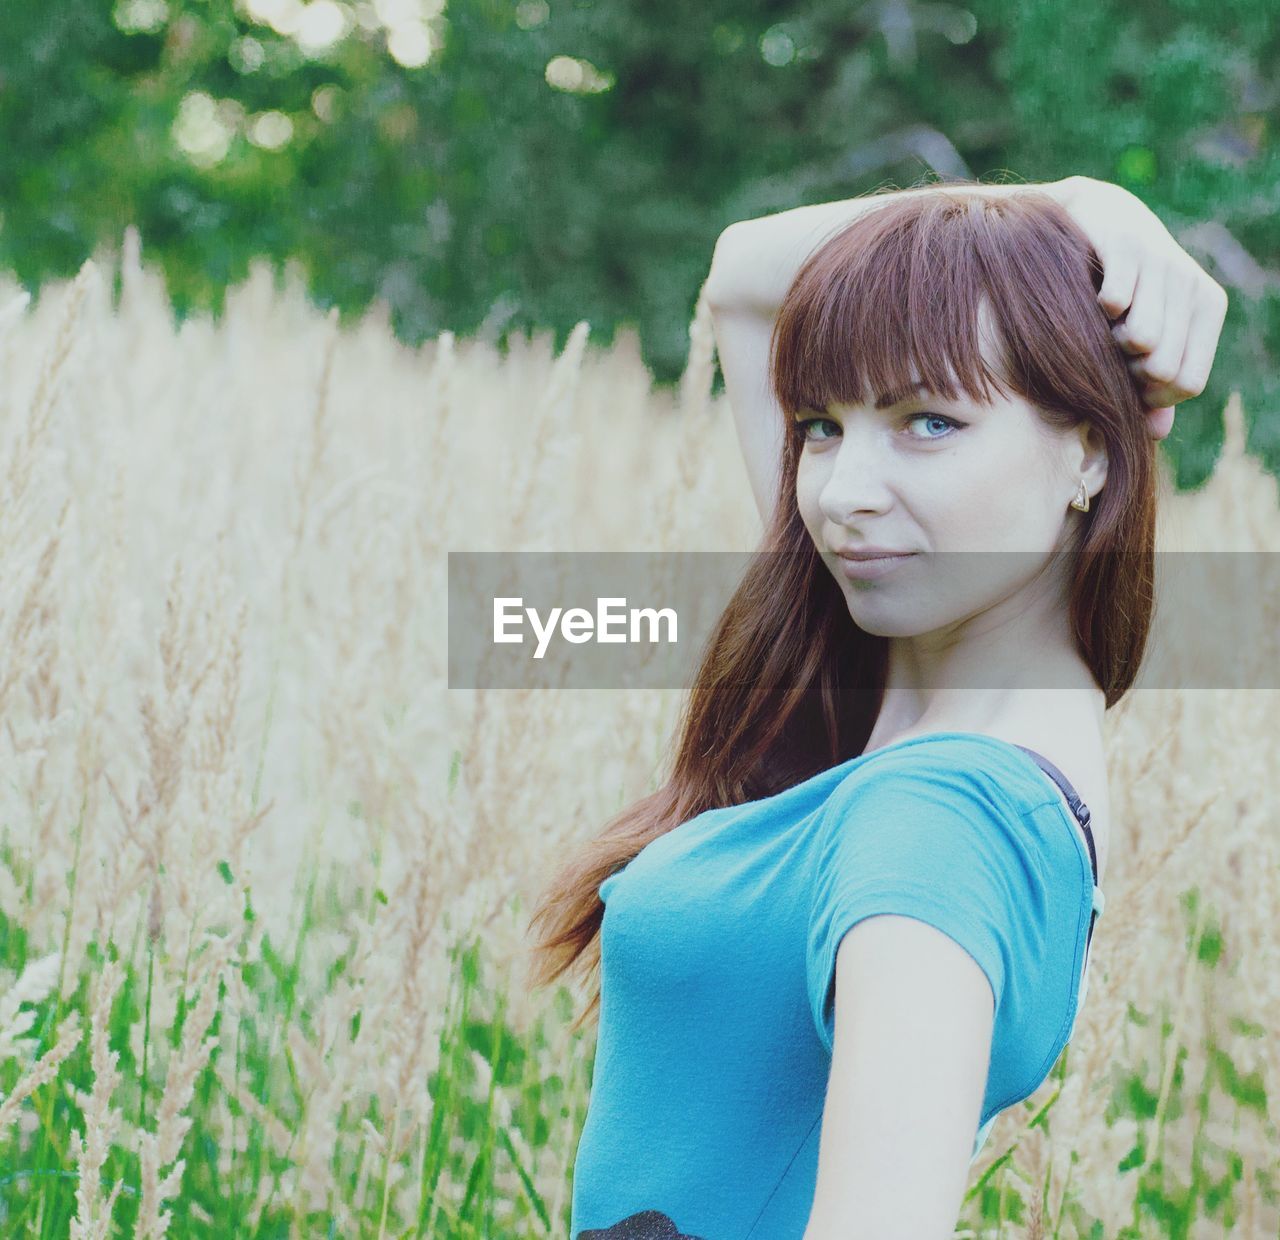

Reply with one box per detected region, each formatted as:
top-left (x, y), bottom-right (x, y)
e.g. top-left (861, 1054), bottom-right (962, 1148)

top-left (1, 0), bottom-right (1277, 486)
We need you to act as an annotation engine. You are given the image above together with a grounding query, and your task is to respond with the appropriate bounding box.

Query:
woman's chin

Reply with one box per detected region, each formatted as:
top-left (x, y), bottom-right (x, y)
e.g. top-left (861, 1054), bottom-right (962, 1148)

top-left (843, 608), bottom-right (930, 638)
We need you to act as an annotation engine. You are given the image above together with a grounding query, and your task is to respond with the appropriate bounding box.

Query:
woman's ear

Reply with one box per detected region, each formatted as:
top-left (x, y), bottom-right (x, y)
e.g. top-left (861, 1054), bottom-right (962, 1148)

top-left (1074, 420), bottom-right (1109, 494)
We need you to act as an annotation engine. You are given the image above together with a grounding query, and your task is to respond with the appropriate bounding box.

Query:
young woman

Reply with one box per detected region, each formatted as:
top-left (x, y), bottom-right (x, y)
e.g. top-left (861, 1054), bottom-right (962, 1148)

top-left (527, 176), bottom-right (1227, 1240)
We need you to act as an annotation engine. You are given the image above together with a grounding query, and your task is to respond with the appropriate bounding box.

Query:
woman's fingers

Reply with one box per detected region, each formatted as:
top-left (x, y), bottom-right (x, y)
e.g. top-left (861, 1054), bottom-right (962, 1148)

top-left (1144, 405), bottom-right (1175, 441)
top-left (1132, 270), bottom-right (1194, 384)
top-left (1124, 276), bottom-right (1228, 407)
top-left (1096, 243), bottom-right (1140, 319)
top-left (1165, 280), bottom-right (1229, 401)
top-left (1061, 179), bottom-right (1229, 431)
top-left (1110, 264), bottom-right (1166, 356)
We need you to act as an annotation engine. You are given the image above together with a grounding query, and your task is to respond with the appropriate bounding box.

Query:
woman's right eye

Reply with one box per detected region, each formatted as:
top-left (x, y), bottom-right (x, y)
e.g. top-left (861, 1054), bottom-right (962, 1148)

top-left (795, 416), bottom-right (841, 442)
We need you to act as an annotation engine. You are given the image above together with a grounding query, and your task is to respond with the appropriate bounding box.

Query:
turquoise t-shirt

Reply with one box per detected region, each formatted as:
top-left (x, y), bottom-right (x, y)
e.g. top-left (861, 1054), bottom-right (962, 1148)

top-left (569, 732), bottom-right (1105, 1240)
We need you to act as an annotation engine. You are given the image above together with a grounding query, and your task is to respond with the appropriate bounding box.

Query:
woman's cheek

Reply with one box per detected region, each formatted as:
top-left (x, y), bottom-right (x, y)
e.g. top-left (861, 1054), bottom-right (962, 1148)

top-left (794, 460), bottom-right (824, 534)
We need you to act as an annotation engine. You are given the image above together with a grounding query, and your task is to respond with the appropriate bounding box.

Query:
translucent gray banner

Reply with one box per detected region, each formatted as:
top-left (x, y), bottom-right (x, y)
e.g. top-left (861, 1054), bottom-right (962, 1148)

top-left (447, 551), bottom-right (1280, 690)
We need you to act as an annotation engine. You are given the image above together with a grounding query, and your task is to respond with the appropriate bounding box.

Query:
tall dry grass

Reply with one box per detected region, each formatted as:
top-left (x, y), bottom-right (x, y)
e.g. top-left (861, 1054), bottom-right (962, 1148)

top-left (0, 232), bottom-right (1275, 1236)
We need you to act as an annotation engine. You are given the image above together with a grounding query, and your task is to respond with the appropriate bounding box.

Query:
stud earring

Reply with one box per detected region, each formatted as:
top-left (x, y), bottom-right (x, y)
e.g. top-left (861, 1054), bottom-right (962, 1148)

top-left (1069, 479), bottom-right (1090, 513)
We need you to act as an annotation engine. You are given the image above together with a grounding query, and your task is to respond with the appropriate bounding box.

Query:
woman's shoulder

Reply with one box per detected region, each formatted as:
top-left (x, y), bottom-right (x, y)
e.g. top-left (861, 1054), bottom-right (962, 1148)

top-left (826, 728), bottom-right (1110, 883)
top-left (815, 736), bottom-right (1056, 859)
top-left (828, 731), bottom-right (1061, 803)
top-left (957, 725), bottom-right (1111, 885)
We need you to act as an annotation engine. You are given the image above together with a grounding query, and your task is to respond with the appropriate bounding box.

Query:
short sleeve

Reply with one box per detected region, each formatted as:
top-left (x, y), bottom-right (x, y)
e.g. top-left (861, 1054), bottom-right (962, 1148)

top-left (805, 754), bottom-right (1053, 1059)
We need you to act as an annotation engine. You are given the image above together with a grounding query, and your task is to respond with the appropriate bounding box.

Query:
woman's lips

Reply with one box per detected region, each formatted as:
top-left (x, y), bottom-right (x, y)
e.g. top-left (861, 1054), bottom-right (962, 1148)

top-left (834, 551), bottom-right (917, 580)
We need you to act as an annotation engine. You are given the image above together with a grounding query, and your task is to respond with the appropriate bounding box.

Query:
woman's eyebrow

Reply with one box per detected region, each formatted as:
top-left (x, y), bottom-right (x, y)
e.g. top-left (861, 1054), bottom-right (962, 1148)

top-left (796, 382), bottom-right (955, 418)
top-left (874, 381), bottom-right (933, 408)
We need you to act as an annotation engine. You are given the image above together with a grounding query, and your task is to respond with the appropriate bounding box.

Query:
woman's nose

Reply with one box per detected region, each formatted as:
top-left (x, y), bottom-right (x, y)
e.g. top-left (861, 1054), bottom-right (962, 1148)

top-left (818, 441), bottom-right (895, 523)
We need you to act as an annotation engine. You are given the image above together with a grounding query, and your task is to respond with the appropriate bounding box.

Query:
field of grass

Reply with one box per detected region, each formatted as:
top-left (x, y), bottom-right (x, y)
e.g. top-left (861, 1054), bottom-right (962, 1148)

top-left (0, 236), bottom-right (1278, 1237)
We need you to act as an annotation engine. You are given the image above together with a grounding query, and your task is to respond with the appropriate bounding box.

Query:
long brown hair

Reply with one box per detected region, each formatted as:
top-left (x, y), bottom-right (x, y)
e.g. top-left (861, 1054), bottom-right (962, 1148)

top-left (525, 183), bottom-right (1156, 1033)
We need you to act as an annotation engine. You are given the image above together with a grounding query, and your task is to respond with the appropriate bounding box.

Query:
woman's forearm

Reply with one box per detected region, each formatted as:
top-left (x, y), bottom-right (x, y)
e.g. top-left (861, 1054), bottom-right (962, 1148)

top-left (704, 177), bottom-right (1082, 318)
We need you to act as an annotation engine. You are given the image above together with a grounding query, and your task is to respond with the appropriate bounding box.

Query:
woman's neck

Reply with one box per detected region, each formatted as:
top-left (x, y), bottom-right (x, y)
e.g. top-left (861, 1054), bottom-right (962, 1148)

top-left (863, 684), bottom-right (1105, 756)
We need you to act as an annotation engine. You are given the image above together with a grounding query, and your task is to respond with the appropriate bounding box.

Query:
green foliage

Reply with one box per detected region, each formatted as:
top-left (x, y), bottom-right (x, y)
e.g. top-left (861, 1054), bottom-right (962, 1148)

top-left (4, 1), bottom-right (1278, 486)
top-left (1092, 894), bottom-right (1280, 1238)
top-left (949, 884), bottom-right (1279, 1237)
top-left (2, 838), bottom-right (1279, 1236)
top-left (0, 839), bottom-right (594, 1236)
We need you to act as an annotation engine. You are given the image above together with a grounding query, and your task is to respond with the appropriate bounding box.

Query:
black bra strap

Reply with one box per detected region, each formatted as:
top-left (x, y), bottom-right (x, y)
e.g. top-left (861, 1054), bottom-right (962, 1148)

top-left (1012, 744), bottom-right (1100, 955)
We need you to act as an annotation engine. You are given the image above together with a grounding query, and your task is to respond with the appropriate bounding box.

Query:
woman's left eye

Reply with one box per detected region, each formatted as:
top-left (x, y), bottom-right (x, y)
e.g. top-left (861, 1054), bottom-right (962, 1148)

top-left (905, 413), bottom-right (964, 440)
top-left (795, 416), bottom-right (841, 442)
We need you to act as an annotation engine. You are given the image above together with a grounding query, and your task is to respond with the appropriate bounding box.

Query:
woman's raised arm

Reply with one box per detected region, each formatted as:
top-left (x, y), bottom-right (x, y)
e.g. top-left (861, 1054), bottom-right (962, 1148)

top-left (704, 177), bottom-right (1227, 525)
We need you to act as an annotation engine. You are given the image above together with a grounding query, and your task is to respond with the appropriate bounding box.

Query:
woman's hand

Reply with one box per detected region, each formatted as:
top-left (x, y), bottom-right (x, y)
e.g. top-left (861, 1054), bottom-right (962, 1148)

top-left (1052, 175), bottom-right (1228, 441)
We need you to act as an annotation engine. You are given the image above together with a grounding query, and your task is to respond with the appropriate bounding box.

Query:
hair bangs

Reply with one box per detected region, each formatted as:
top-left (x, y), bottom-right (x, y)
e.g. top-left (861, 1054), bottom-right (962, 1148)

top-left (770, 195), bottom-right (1022, 422)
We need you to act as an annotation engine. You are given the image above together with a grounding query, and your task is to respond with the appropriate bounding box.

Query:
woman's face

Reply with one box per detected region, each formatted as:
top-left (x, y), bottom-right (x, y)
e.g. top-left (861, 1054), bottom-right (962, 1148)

top-left (793, 318), bottom-right (1108, 640)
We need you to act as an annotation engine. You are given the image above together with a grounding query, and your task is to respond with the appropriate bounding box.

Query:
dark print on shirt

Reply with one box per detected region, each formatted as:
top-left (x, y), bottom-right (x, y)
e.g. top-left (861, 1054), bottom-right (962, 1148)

top-left (578, 1208), bottom-right (706, 1240)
